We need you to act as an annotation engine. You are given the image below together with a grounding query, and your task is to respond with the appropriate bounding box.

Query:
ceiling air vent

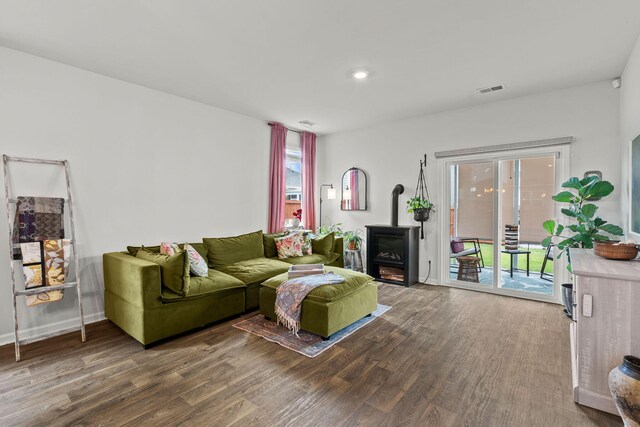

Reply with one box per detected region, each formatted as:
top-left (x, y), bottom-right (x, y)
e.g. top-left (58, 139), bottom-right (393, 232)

top-left (299, 120), bottom-right (315, 128)
top-left (476, 85), bottom-right (504, 94)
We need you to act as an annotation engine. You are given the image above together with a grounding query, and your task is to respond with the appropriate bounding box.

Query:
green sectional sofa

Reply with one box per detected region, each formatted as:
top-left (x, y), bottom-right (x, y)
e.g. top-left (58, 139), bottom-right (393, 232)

top-left (103, 230), bottom-right (343, 346)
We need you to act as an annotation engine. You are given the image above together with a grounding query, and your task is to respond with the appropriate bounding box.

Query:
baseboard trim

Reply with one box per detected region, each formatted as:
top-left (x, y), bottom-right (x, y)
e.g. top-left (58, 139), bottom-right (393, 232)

top-left (0, 312), bottom-right (106, 347)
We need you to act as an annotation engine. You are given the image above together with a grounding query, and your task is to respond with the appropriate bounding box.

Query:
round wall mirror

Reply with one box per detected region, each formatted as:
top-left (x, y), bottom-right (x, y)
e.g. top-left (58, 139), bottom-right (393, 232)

top-left (341, 167), bottom-right (367, 211)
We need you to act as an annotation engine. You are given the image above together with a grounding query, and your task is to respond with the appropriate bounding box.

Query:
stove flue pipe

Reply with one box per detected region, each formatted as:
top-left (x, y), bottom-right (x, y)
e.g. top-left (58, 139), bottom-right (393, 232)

top-left (391, 184), bottom-right (404, 227)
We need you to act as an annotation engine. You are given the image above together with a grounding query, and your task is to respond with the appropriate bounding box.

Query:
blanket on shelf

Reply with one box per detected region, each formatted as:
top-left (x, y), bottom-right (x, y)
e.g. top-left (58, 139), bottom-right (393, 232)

top-left (275, 272), bottom-right (345, 336)
top-left (20, 239), bottom-right (70, 306)
top-left (12, 196), bottom-right (65, 260)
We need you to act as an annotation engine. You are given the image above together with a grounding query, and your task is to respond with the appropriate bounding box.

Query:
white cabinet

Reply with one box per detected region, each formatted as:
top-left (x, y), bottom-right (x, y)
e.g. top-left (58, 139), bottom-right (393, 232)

top-left (571, 249), bottom-right (640, 414)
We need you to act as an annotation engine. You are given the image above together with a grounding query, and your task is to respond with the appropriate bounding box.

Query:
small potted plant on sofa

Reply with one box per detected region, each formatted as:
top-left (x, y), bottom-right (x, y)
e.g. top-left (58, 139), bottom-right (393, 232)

top-left (406, 196), bottom-right (434, 222)
top-left (343, 229), bottom-right (364, 251)
top-left (542, 175), bottom-right (623, 316)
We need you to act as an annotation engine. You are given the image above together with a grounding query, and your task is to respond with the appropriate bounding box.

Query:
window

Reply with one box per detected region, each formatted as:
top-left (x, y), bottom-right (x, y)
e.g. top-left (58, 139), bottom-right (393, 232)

top-left (285, 134), bottom-right (303, 224)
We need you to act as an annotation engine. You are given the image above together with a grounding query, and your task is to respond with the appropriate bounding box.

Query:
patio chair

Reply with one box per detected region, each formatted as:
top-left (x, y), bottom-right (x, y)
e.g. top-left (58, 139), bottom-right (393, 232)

top-left (540, 244), bottom-right (553, 282)
top-left (450, 237), bottom-right (485, 272)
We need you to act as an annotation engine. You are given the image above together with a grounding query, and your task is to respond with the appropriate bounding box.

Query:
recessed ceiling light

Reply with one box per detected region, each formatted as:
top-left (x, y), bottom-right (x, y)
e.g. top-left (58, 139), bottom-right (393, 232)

top-left (353, 71), bottom-right (368, 79)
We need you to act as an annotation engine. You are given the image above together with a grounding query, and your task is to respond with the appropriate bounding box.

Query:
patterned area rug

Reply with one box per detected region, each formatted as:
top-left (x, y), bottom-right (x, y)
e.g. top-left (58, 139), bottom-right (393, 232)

top-left (233, 304), bottom-right (391, 358)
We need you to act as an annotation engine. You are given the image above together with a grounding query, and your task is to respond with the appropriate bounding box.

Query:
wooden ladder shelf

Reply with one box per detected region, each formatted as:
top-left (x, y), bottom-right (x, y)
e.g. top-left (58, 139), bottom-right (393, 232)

top-left (2, 155), bottom-right (86, 362)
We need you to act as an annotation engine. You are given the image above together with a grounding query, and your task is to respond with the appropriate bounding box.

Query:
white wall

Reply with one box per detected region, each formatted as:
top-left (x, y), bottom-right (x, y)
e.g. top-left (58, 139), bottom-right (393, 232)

top-left (620, 34), bottom-right (640, 234)
top-left (318, 81), bottom-right (621, 284)
top-left (0, 47), bottom-right (270, 345)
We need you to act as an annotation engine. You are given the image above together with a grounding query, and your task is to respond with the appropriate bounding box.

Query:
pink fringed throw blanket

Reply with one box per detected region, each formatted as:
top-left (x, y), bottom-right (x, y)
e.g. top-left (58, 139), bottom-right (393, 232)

top-left (275, 272), bottom-right (345, 336)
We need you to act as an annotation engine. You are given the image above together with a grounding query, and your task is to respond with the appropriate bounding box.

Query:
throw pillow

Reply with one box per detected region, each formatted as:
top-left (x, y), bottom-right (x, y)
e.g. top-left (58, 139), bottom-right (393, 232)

top-left (275, 233), bottom-right (304, 259)
top-left (450, 238), bottom-right (465, 253)
top-left (263, 232), bottom-right (287, 258)
top-left (127, 245), bottom-right (160, 256)
top-left (301, 233), bottom-right (313, 255)
top-left (203, 230), bottom-right (264, 268)
top-left (312, 232), bottom-right (335, 256)
top-left (136, 246), bottom-right (189, 295)
top-left (160, 241), bottom-right (179, 256)
top-left (184, 243), bottom-right (208, 277)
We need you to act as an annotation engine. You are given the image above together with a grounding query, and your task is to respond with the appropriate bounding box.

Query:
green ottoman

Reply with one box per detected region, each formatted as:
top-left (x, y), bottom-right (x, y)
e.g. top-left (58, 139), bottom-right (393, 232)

top-left (259, 266), bottom-right (378, 339)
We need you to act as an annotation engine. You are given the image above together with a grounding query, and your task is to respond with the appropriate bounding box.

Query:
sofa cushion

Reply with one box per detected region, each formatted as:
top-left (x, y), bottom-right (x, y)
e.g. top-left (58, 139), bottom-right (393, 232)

top-left (301, 233), bottom-right (313, 255)
top-left (263, 232), bottom-right (287, 258)
top-left (275, 233), bottom-right (304, 259)
top-left (311, 233), bottom-right (335, 256)
top-left (184, 244), bottom-right (208, 277)
top-left (203, 230), bottom-right (264, 268)
top-left (275, 252), bottom-right (340, 265)
top-left (262, 266), bottom-right (374, 303)
top-left (183, 269), bottom-right (245, 298)
top-left (127, 245), bottom-right (161, 256)
top-left (127, 242), bottom-right (207, 258)
top-left (136, 247), bottom-right (189, 296)
top-left (217, 257), bottom-right (291, 285)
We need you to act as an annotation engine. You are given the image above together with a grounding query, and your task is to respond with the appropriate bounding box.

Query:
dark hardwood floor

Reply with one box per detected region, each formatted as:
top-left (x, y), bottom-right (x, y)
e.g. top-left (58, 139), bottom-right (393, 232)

top-left (0, 283), bottom-right (622, 426)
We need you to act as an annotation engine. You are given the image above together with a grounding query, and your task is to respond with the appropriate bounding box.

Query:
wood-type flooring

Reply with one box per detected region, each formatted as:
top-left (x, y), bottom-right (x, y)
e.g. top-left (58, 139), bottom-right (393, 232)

top-left (0, 283), bottom-right (622, 426)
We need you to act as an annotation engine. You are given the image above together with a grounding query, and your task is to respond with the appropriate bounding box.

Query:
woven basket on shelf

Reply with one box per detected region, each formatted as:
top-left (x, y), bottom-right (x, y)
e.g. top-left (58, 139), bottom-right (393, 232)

top-left (594, 241), bottom-right (639, 260)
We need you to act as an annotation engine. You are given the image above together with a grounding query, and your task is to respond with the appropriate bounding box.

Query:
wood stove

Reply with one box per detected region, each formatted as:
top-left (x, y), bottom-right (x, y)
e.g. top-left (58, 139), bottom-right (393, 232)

top-left (365, 225), bottom-right (419, 287)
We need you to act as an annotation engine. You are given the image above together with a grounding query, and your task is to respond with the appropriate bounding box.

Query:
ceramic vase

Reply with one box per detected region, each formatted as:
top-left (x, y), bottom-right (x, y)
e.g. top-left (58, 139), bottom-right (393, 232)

top-left (609, 355), bottom-right (640, 427)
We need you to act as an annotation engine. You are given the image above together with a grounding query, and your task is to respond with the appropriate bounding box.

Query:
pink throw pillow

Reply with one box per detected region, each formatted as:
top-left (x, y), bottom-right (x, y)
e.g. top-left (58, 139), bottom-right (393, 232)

top-left (450, 238), bottom-right (465, 253)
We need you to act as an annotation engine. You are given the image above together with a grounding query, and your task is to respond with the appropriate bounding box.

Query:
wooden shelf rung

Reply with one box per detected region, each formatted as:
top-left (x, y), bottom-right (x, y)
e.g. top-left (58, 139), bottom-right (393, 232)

top-left (12, 240), bottom-right (75, 249)
top-left (15, 282), bottom-right (77, 296)
top-left (8, 198), bottom-right (68, 203)
top-left (4, 156), bottom-right (66, 165)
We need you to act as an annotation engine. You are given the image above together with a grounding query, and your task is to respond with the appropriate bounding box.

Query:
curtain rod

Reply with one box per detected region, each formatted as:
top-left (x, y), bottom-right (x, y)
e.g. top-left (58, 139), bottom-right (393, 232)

top-left (267, 122), bottom-right (303, 135)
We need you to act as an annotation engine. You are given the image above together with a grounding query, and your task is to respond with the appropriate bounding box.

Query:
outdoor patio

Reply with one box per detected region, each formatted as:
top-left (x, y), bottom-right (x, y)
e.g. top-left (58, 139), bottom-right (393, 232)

top-left (450, 267), bottom-right (553, 295)
top-left (450, 243), bottom-right (554, 296)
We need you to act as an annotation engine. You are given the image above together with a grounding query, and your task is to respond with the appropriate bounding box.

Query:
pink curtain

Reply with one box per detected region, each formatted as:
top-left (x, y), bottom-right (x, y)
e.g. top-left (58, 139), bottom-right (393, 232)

top-left (350, 170), bottom-right (360, 210)
top-left (301, 131), bottom-right (317, 231)
top-left (268, 123), bottom-right (287, 233)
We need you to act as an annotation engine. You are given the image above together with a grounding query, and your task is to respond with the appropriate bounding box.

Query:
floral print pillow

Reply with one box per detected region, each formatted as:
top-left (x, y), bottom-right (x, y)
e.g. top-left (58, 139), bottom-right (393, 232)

top-left (160, 242), bottom-right (179, 256)
top-left (297, 232), bottom-right (313, 255)
top-left (275, 233), bottom-right (304, 259)
top-left (184, 243), bottom-right (208, 277)
top-left (161, 242), bottom-right (208, 277)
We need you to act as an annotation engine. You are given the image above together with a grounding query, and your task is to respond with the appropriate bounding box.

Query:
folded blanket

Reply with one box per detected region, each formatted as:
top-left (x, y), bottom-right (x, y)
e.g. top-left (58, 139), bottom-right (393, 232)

top-left (12, 196), bottom-right (65, 260)
top-left (20, 239), bottom-right (69, 306)
top-left (275, 272), bottom-right (345, 336)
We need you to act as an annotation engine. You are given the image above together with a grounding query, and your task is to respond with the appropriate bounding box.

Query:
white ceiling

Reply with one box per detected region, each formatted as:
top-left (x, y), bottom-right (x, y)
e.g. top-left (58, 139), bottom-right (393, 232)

top-left (1, 1), bottom-right (640, 134)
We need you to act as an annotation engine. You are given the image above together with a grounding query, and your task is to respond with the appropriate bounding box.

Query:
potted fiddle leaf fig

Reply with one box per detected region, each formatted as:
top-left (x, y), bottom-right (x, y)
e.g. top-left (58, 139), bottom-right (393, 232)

top-left (542, 175), bottom-right (623, 317)
top-left (542, 176), bottom-right (623, 258)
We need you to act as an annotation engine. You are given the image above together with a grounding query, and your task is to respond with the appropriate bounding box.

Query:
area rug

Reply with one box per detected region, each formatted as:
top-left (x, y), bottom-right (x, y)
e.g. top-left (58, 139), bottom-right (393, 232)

top-left (233, 304), bottom-right (391, 358)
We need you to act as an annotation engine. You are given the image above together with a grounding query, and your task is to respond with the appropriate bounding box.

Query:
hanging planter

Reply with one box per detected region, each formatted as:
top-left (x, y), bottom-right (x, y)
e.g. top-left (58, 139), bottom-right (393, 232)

top-left (413, 207), bottom-right (430, 222)
top-left (407, 154), bottom-right (434, 239)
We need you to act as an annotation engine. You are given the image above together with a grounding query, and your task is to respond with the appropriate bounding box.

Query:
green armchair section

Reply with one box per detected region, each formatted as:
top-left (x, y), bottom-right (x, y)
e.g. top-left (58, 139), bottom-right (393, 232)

top-left (104, 232), bottom-right (344, 346)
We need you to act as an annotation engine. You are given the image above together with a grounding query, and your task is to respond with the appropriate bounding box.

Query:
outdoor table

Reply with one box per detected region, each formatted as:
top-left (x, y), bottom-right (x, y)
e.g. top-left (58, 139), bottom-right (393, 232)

top-left (501, 249), bottom-right (531, 278)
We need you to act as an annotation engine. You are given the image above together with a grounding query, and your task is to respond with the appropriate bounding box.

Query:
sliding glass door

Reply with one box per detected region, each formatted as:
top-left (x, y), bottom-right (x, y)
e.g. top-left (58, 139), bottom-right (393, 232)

top-left (449, 161), bottom-right (494, 287)
top-left (444, 149), bottom-right (565, 302)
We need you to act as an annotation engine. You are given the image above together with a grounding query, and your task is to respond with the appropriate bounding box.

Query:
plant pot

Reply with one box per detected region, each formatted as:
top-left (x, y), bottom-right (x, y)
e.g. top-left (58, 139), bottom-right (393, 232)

top-left (346, 241), bottom-right (360, 251)
top-left (608, 355), bottom-right (640, 426)
top-left (561, 283), bottom-right (573, 318)
top-left (413, 208), bottom-right (430, 222)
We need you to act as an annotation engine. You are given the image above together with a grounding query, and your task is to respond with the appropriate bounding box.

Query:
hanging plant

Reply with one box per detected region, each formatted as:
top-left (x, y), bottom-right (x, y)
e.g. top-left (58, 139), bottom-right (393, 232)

top-left (410, 154), bottom-right (434, 239)
top-left (406, 196), bottom-right (434, 221)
